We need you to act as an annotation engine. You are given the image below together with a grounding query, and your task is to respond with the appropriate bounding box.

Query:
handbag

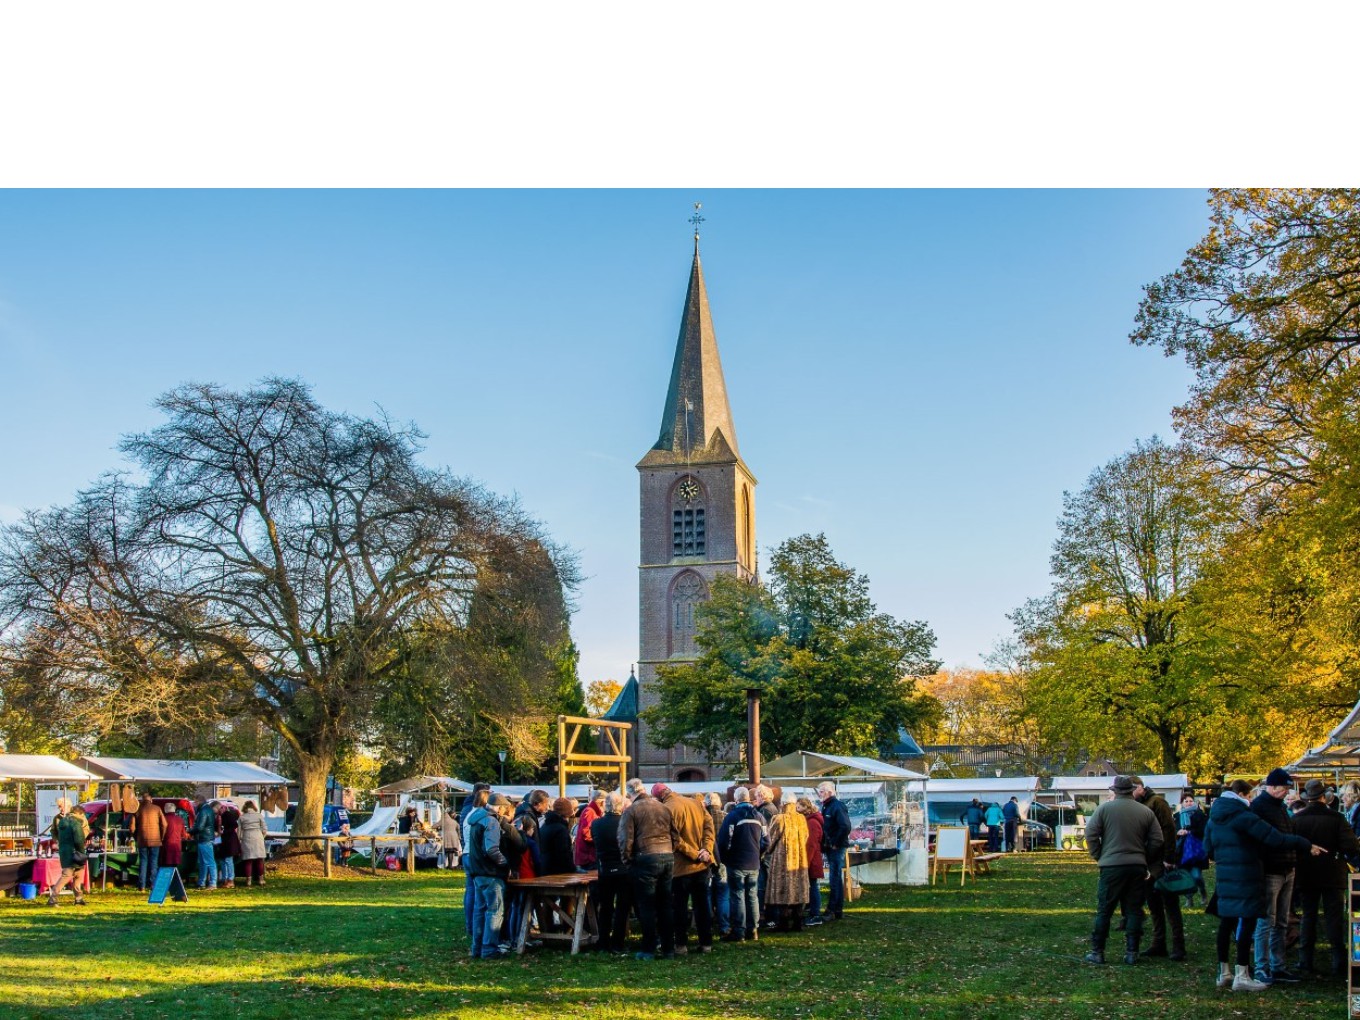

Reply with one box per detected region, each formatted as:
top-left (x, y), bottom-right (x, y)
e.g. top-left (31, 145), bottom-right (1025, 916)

top-left (70, 849), bottom-right (89, 866)
top-left (1154, 867), bottom-right (1196, 896)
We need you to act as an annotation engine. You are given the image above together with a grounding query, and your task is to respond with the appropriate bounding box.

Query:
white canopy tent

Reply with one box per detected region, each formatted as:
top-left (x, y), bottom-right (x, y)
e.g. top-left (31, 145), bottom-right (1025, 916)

top-left (925, 777), bottom-right (1042, 825)
top-left (74, 757), bottom-right (290, 786)
top-left (0, 755), bottom-right (97, 849)
top-left (761, 751), bottom-right (929, 886)
top-left (1048, 774), bottom-right (1190, 850)
top-left (1289, 700), bottom-right (1360, 777)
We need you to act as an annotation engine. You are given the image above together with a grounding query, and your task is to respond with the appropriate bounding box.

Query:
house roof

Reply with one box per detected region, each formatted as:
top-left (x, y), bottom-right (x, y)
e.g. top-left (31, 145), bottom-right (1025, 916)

top-left (602, 673), bottom-right (639, 721)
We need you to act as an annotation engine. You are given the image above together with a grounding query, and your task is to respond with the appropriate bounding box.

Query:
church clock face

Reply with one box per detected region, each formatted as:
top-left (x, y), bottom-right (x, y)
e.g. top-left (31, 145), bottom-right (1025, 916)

top-left (677, 478), bottom-right (700, 503)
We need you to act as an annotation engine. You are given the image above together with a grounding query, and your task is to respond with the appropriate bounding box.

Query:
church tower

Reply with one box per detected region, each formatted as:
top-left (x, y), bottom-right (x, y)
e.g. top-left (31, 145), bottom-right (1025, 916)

top-left (634, 234), bottom-right (757, 781)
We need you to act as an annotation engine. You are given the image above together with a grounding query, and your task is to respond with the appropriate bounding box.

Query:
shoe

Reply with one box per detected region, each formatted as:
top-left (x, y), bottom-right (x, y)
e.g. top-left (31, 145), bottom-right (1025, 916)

top-left (634, 952), bottom-right (655, 961)
top-left (805, 916), bottom-right (824, 927)
top-left (671, 946), bottom-right (688, 956)
top-left (1216, 963), bottom-right (1233, 988)
top-left (1083, 951), bottom-right (1106, 965)
top-left (721, 933), bottom-right (743, 944)
top-left (1254, 970), bottom-right (1275, 986)
top-left (1144, 941), bottom-right (1168, 958)
top-left (1233, 965), bottom-right (1268, 992)
top-left (45, 898), bottom-right (58, 907)
top-left (744, 931), bottom-right (759, 942)
top-left (696, 944), bottom-right (714, 954)
top-left (1273, 968), bottom-right (1302, 984)
top-left (74, 899), bottom-right (87, 906)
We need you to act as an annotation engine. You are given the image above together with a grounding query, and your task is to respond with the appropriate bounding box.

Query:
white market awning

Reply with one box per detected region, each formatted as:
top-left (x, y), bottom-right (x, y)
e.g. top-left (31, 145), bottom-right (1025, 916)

top-left (372, 776), bottom-right (474, 797)
top-left (761, 751), bottom-right (927, 781)
top-left (0, 755), bottom-right (96, 783)
top-left (1051, 774), bottom-right (1189, 797)
top-left (74, 757), bottom-right (290, 785)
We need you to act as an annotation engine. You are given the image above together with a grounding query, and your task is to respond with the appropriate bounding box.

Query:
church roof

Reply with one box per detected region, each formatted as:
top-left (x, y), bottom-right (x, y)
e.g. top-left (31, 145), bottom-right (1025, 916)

top-left (648, 250), bottom-right (739, 462)
top-left (602, 672), bottom-right (639, 722)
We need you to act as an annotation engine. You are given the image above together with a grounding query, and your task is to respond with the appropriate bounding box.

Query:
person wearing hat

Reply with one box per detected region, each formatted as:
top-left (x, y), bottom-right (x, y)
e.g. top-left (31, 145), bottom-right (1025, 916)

top-left (1289, 779), bottom-right (1360, 977)
top-left (1081, 775), bottom-right (1162, 966)
top-left (1249, 767), bottom-right (1305, 985)
top-left (1131, 777), bottom-right (1186, 961)
top-left (619, 778), bottom-right (679, 960)
top-left (1205, 778), bottom-right (1323, 992)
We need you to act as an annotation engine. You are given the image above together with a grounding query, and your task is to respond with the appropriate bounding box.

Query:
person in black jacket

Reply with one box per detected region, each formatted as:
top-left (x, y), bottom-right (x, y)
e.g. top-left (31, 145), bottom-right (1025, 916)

top-left (539, 798), bottom-right (576, 876)
top-left (1291, 779), bottom-right (1360, 976)
top-left (818, 782), bottom-right (852, 922)
top-left (1132, 778), bottom-right (1185, 961)
top-left (718, 787), bottom-right (766, 941)
top-left (1251, 769), bottom-right (1303, 984)
top-left (591, 793), bottom-right (630, 953)
top-left (467, 794), bottom-right (512, 959)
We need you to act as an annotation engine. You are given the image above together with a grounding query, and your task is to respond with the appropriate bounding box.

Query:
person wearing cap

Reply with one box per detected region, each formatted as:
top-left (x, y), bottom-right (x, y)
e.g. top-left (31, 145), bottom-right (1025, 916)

top-left (1081, 775), bottom-right (1161, 966)
top-left (539, 798), bottom-right (576, 876)
top-left (619, 778), bottom-right (679, 960)
top-left (1131, 777), bottom-right (1186, 961)
top-left (1249, 767), bottom-right (1305, 985)
top-left (1205, 778), bottom-right (1323, 992)
top-left (1289, 779), bottom-right (1360, 977)
top-left (656, 783), bottom-right (716, 953)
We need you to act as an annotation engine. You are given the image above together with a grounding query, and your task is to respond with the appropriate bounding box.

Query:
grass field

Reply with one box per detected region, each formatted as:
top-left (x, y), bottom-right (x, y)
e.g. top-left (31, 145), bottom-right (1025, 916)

top-left (0, 854), bottom-right (1347, 1020)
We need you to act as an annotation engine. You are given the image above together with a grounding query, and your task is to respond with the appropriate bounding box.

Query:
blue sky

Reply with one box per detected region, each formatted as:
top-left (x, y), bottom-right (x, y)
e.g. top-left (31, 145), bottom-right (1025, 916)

top-left (0, 189), bottom-right (1208, 687)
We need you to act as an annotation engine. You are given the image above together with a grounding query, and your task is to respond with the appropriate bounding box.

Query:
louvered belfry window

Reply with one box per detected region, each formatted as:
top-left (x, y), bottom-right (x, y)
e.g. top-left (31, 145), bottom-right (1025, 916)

top-left (673, 506), bottom-right (705, 557)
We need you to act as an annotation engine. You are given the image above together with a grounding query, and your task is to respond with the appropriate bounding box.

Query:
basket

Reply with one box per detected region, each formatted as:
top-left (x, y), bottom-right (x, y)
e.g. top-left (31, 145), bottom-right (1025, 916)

top-left (17, 882), bottom-right (38, 900)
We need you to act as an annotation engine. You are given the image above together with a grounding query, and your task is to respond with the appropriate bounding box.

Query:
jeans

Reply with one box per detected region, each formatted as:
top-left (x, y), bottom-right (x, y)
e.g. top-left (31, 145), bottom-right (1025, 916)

top-left (1092, 863), bottom-right (1147, 945)
top-left (218, 852), bottom-right (236, 884)
top-left (729, 868), bottom-right (760, 937)
top-left (630, 853), bottom-right (675, 955)
top-left (986, 825), bottom-right (1002, 852)
top-left (672, 868), bottom-right (713, 948)
top-left (710, 869), bottom-right (731, 934)
top-left (196, 841), bottom-right (218, 887)
top-left (1254, 871), bottom-right (1293, 978)
top-left (470, 875), bottom-right (506, 958)
top-left (1004, 819), bottom-right (1018, 852)
top-left (462, 855), bottom-right (473, 934)
top-left (807, 874), bottom-right (823, 918)
top-left (596, 871), bottom-right (631, 950)
top-left (138, 846), bottom-right (160, 889)
top-left (825, 848), bottom-right (847, 918)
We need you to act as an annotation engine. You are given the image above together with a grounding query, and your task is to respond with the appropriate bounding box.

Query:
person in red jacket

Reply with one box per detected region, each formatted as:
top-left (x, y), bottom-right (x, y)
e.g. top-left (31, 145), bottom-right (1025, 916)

top-left (161, 806), bottom-right (187, 872)
top-left (574, 790), bottom-right (605, 871)
top-left (798, 796), bottom-right (826, 925)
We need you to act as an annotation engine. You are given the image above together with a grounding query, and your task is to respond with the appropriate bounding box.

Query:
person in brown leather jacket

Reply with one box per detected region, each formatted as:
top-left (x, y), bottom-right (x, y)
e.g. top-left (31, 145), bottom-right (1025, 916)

top-left (132, 794), bottom-right (167, 891)
top-left (619, 778), bottom-right (679, 959)
top-left (658, 785), bottom-right (715, 953)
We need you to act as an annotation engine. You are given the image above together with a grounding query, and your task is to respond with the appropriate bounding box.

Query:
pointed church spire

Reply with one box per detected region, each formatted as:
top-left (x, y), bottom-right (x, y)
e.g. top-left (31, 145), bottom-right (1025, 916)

top-left (651, 243), bottom-right (739, 458)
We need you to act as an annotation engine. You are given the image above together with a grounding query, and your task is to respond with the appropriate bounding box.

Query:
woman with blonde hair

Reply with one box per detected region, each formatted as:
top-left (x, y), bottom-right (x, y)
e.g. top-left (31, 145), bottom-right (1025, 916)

top-left (763, 799), bottom-right (810, 932)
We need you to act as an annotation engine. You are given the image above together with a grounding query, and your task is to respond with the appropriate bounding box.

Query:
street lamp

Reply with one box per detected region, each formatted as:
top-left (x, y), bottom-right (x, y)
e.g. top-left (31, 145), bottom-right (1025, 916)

top-left (497, 750), bottom-right (507, 785)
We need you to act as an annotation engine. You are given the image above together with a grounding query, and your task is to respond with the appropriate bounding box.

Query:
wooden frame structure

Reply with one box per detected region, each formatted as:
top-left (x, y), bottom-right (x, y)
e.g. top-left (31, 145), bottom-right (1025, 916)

top-left (556, 715), bottom-right (631, 797)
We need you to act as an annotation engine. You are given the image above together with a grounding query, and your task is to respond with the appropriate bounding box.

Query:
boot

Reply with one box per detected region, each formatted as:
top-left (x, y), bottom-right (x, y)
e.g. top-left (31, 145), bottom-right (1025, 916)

top-left (1084, 929), bottom-right (1107, 965)
top-left (1123, 932), bottom-right (1140, 965)
top-left (1216, 962), bottom-right (1233, 988)
top-left (1331, 948), bottom-right (1347, 979)
top-left (1168, 914), bottom-right (1187, 962)
top-left (1145, 909), bottom-right (1167, 956)
top-left (1298, 947), bottom-right (1315, 974)
top-left (1232, 965), bottom-right (1268, 992)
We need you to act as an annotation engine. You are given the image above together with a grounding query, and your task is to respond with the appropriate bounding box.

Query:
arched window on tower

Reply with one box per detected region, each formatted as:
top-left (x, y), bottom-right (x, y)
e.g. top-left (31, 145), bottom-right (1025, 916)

top-left (672, 477), bottom-right (706, 558)
top-left (670, 571), bottom-right (708, 657)
top-left (742, 484), bottom-right (753, 572)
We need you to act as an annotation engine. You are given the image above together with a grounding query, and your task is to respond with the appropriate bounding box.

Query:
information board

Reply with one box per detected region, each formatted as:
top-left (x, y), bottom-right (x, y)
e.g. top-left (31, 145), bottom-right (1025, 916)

top-left (147, 867), bottom-right (188, 905)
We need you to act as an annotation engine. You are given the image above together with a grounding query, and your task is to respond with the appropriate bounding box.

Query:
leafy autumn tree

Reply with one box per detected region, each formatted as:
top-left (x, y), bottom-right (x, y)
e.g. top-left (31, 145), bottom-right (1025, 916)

top-left (584, 679), bottom-right (624, 717)
top-left (0, 378), bottom-right (574, 842)
top-left (1014, 438), bottom-right (1235, 774)
top-left (645, 533), bottom-right (940, 761)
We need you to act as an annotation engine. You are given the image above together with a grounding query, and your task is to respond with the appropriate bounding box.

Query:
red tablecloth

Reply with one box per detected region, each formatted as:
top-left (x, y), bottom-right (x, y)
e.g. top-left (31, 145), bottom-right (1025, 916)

top-left (30, 856), bottom-right (90, 893)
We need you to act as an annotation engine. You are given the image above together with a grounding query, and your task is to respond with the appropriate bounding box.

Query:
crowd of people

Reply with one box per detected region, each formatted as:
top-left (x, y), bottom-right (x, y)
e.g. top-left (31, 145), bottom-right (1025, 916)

top-left (458, 778), bottom-right (854, 960)
top-left (1081, 769), bottom-right (1360, 993)
top-left (957, 796), bottom-right (1022, 851)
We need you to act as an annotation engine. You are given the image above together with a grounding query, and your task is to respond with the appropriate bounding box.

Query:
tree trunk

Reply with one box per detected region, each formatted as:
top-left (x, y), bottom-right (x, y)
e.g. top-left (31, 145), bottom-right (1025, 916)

top-left (1156, 727), bottom-right (1181, 775)
top-left (292, 749), bottom-right (334, 852)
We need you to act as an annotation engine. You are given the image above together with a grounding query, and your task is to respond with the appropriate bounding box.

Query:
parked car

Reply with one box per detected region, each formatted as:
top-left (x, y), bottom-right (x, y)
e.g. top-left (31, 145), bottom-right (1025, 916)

top-left (283, 802), bottom-right (349, 834)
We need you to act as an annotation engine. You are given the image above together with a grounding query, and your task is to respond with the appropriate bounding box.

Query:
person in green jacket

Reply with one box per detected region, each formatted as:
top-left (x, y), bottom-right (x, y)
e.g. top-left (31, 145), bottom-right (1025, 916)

top-left (49, 799), bottom-right (89, 906)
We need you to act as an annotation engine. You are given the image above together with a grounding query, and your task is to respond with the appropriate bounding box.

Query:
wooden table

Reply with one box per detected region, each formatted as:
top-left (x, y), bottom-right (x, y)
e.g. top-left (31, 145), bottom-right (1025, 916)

top-left (507, 872), bottom-right (598, 955)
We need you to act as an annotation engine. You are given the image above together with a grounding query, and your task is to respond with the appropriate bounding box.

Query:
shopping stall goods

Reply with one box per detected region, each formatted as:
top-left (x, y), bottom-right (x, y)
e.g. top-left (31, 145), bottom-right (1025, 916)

top-left (760, 751), bottom-right (930, 887)
top-left (0, 755), bottom-right (98, 896)
top-left (1048, 774), bottom-right (1190, 851)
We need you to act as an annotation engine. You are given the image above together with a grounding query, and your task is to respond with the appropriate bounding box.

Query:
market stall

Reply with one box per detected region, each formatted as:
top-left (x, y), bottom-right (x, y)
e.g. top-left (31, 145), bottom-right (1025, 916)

top-left (72, 757), bottom-right (290, 887)
top-left (0, 755), bottom-right (97, 895)
top-left (1289, 699), bottom-right (1360, 782)
top-left (1048, 773), bottom-right (1189, 850)
top-left (760, 751), bottom-right (929, 886)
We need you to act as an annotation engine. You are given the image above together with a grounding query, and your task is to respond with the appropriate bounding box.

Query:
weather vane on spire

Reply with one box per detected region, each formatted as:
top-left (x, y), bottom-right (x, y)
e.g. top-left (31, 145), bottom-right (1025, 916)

top-left (689, 201), bottom-right (704, 253)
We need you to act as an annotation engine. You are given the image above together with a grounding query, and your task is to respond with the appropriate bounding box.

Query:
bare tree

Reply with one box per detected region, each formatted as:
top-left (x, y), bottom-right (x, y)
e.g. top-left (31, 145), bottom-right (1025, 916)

top-left (0, 378), bottom-right (572, 842)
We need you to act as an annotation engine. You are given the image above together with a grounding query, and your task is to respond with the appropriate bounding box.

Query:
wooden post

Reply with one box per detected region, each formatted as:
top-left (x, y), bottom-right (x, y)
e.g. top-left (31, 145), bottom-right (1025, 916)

top-left (746, 688), bottom-right (762, 785)
top-left (371, 837), bottom-right (377, 875)
top-left (557, 715), bottom-right (567, 799)
top-left (323, 836), bottom-right (332, 879)
top-left (406, 838), bottom-right (415, 873)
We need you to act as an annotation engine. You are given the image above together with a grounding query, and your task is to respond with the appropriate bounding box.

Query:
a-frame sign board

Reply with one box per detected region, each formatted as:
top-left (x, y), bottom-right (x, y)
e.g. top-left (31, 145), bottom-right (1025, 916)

top-left (147, 867), bottom-right (188, 905)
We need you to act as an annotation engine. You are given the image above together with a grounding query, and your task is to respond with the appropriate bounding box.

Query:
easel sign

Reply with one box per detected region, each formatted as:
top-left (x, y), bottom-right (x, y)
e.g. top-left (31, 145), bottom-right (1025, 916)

top-left (147, 867), bottom-right (188, 905)
top-left (931, 827), bottom-right (970, 886)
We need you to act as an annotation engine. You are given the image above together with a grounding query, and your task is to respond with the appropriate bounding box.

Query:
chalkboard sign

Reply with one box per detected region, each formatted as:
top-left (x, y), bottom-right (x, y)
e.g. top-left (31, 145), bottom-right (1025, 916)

top-left (935, 827), bottom-right (968, 861)
top-left (147, 867), bottom-right (188, 905)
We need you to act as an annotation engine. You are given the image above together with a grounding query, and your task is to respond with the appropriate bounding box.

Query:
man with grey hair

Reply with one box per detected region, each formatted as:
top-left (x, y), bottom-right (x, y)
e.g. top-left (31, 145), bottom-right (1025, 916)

top-left (819, 782), bottom-right (851, 922)
top-left (619, 781), bottom-right (678, 959)
top-left (718, 785), bottom-right (766, 941)
top-left (592, 792), bottom-right (630, 953)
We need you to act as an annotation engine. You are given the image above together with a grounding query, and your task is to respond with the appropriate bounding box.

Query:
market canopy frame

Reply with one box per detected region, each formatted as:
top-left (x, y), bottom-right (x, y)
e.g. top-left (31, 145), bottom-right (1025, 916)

top-left (760, 751), bottom-right (927, 781)
top-left (73, 757), bottom-right (290, 786)
top-left (0, 755), bottom-right (96, 783)
top-left (1289, 700), bottom-right (1360, 775)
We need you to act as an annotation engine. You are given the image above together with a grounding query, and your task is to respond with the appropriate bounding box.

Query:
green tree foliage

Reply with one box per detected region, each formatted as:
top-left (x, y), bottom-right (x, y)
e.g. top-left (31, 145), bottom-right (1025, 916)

top-left (645, 534), bottom-right (940, 761)
top-left (1131, 188), bottom-right (1360, 750)
top-left (1014, 438), bottom-right (1235, 774)
top-left (0, 379), bottom-right (574, 841)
